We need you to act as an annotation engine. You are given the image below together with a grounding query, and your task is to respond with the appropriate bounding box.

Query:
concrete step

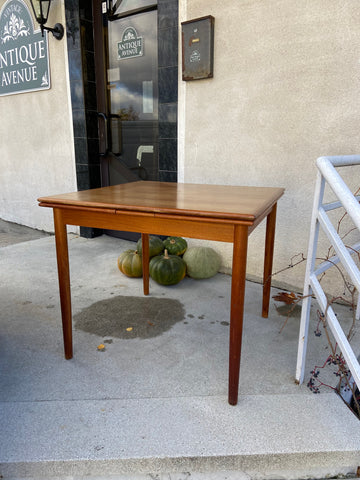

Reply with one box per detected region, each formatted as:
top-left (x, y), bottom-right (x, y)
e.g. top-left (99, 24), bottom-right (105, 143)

top-left (3, 474), bottom-right (358, 480)
top-left (1, 393), bottom-right (359, 479)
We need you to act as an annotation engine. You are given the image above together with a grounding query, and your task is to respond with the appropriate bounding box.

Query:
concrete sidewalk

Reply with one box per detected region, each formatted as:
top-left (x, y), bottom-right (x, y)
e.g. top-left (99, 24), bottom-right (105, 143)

top-left (0, 226), bottom-right (359, 479)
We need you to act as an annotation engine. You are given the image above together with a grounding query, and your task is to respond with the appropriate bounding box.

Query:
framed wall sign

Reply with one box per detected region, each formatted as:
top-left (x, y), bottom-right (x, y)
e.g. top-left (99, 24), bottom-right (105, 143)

top-left (181, 15), bottom-right (214, 81)
top-left (0, 0), bottom-right (50, 96)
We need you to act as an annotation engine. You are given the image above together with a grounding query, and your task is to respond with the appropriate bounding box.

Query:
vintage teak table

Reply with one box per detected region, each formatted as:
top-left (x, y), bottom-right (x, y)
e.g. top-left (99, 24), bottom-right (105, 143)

top-left (38, 181), bottom-right (284, 405)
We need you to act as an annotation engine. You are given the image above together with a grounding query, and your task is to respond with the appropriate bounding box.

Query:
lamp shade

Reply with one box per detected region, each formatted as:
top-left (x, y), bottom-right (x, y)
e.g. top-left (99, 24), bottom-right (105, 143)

top-left (30, 0), bottom-right (51, 25)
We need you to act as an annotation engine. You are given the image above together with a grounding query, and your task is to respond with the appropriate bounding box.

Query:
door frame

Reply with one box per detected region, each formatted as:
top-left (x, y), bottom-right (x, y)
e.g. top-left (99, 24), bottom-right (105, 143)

top-left (93, 0), bottom-right (110, 187)
top-left (93, 0), bottom-right (159, 188)
top-left (92, 0), bottom-right (179, 187)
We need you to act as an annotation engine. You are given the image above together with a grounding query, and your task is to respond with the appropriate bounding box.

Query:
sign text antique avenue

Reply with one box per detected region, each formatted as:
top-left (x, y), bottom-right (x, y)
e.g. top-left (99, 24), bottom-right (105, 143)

top-left (118, 26), bottom-right (143, 60)
top-left (0, 0), bottom-right (50, 96)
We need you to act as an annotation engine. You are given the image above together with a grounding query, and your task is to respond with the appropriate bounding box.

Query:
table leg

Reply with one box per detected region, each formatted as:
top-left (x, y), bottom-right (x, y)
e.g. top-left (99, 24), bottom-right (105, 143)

top-left (53, 208), bottom-right (73, 359)
top-left (141, 233), bottom-right (150, 296)
top-left (228, 225), bottom-right (248, 405)
top-left (262, 203), bottom-right (277, 318)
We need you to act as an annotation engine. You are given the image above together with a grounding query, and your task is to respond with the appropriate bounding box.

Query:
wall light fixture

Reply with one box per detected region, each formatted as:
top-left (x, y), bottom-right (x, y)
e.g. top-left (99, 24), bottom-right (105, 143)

top-left (29, 0), bottom-right (64, 40)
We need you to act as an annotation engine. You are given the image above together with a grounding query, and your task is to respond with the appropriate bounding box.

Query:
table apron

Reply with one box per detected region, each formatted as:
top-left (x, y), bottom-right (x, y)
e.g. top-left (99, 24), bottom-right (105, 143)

top-left (55, 207), bottom-right (255, 243)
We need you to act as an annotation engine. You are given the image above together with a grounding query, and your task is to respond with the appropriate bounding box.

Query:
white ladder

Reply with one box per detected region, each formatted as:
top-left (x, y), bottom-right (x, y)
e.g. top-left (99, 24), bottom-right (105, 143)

top-left (296, 155), bottom-right (360, 391)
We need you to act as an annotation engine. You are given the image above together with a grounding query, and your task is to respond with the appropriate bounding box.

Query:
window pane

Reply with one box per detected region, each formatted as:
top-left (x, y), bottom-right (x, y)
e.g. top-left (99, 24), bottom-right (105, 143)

top-left (113, 0), bottom-right (157, 15)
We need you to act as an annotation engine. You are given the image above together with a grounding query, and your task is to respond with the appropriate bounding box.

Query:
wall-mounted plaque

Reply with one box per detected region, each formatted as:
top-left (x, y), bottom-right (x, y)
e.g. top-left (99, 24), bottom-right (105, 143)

top-left (0, 0), bottom-right (50, 96)
top-left (181, 15), bottom-right (214, 81)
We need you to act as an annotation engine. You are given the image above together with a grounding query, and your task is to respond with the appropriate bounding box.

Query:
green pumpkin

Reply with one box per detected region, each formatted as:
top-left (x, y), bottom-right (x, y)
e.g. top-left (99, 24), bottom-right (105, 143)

top-left (117, 249), bottom-right (143, 278)
top-left (149, 249), bottom-right (186, 285)
top-left (163, 236), bottom-right (187, 256)
top-left (183, 246), bottom-right (221, 279)
top-left (137, 235), bottom-right (164, 257)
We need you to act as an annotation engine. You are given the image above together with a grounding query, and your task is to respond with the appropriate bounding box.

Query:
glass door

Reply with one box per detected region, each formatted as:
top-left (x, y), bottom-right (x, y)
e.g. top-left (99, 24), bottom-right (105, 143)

top-left (100, 1), bottom-right (159, 186)
top-left (94, 0), bottom-right (158, 239)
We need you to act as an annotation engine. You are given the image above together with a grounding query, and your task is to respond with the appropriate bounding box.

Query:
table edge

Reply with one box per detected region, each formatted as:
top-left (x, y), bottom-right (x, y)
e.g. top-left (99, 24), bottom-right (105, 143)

top-left (38, 187), bottom-right (284, 223)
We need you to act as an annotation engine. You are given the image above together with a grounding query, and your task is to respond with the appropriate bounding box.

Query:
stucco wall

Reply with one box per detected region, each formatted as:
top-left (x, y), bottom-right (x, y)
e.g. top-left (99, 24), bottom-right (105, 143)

top-left (0, 0), bottom-right (76, 232)
top-left (178, 0), bottom-right (360, 296)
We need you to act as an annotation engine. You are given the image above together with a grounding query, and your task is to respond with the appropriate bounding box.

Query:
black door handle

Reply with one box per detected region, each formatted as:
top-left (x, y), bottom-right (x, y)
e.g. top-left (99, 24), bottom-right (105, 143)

top-left (97, 112), bottom-right (108, 156)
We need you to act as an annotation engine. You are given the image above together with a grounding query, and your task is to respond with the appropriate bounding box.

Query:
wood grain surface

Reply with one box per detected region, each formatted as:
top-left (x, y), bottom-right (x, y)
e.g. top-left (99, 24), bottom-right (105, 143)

top-left (39, 181), bottom-right (284, 222)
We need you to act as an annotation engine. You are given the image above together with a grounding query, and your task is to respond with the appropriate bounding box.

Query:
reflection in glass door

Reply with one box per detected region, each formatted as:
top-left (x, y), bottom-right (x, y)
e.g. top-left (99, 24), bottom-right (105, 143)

top-left (105, 5), bottom-right (158, 185)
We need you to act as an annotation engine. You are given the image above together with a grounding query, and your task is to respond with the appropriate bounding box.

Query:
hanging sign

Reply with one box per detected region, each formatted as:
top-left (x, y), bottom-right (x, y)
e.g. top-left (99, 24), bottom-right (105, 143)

top-left (117, 26), bottom-right (143, 60)
top-left (0, 0), bottom-right (50, 96)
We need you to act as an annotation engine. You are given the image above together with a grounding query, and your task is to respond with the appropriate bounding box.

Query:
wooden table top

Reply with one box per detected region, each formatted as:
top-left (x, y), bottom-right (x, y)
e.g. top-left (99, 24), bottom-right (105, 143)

top-left (38, 181), bottom-right (284, 223)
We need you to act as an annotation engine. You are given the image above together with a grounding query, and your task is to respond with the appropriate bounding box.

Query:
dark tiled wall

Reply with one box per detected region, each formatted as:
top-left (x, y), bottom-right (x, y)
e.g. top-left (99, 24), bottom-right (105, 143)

top-left (158, 0), bottom-right (178, 182)
top-left (65, 0), bottom-right (100, 237)
top-left (65, 0), bottom-right (100, 193)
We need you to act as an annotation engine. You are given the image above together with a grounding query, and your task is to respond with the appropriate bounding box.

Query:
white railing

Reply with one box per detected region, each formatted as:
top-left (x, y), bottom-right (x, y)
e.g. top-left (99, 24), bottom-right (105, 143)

top-left (296, 155), bottom-right (360, 392)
